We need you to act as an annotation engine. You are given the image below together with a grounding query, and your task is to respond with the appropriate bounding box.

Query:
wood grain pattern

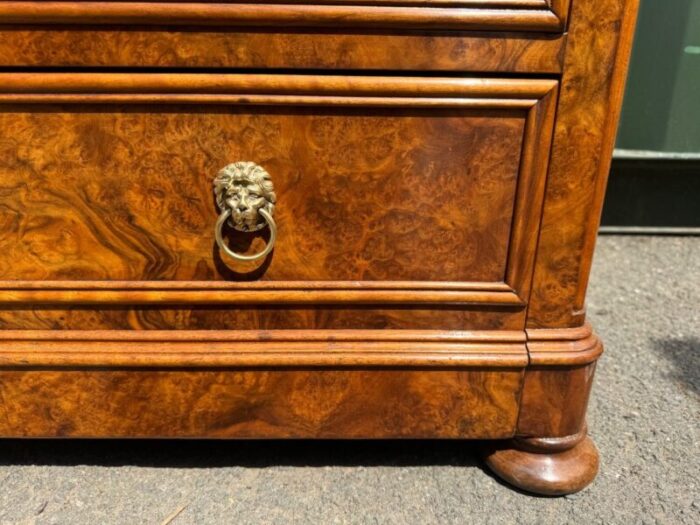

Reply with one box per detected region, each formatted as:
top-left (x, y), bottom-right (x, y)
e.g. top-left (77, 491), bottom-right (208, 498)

top-left (527, 322), bottom-right (602, 366)
top-left (0, 0), bottom-right (640, 498)
top-left (485, 0), bottom-right (639, 493)
top-left (527, 0), bottom-right (641, 328)
top-left (485, 323), bottom-right (602, 495)
top-left (0, 305), bottom-right (525, 331)
top-left (0, 369), bottom-right (524, 438)
top-left (0, 73), bottom-right (555, 97)
top-left (517, 363), bottom-right (596, 439)
top-left (0, 107), bottom-right (520, 283)
top-left (0, 289), bottom-right (523, 306)
top-left (549, 0), bottom-right (569, 25)
top-left (0, 329), bottom-right (528, 368)
top-left (0, 74), bottom-right (557, 320)
top-left (0, 2), bottom-right (564, 31)
top-left (0, 281), bottom-right (525, 311)
top-left (516, 324), bottom-right (602, 438)
top-left (0, 29), bottom-right (566, 73)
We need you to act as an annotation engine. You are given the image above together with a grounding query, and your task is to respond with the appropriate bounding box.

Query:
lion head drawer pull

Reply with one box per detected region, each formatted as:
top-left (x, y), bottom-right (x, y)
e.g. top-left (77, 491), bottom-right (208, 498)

top-left (213, 161), bottom-right (277, 262)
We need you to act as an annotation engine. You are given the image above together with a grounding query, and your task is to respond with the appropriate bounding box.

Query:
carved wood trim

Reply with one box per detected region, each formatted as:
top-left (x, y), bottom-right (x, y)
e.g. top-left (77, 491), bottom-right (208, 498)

top-left (0, 322), bottom-right (603, 369)
top-left (515, 423), bottom-right (587, 453)
top-left (0, 95), bottom-right (538, 108)
top-left (0, 73), bottom-right (556, 97)
top-left (526, 322), bottom-right (603, 366)
top-left (0, 329), bottom-right (528, 368)
top-left (0, 283), bottom-right (524, 306)
top-left (549, 0), bottom-right (569, 25)
top-left (0, 280), bottom-right (523, 305)
top-left (504, 83), bottom-right (558, 305)
top-left (0, 2), bottom-right (565, 32)
top-left (515, 323), bottom-right (603, 440)
top-left (0, 73), bottom-right (558, 307)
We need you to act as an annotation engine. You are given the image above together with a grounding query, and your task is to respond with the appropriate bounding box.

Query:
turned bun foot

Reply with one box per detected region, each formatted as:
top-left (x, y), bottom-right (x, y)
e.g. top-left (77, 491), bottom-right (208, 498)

top-left (482, 433), bottom-right (599, 496)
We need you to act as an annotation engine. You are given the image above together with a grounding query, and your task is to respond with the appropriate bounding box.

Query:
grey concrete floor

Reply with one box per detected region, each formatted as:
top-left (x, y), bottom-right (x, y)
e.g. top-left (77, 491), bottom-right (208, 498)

top-left (0, 235), bottom-right (698, 524)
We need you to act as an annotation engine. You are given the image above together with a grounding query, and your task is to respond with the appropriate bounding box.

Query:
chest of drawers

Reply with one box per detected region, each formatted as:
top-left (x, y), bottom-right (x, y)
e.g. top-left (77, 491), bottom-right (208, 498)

top-left (0, 1), bottom-right (638, 495)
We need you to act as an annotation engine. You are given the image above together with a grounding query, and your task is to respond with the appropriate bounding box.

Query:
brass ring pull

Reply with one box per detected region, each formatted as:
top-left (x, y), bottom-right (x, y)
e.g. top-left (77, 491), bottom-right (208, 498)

top-left (213, 162), bottom-right (277, 262)
top-left (215, 207), bottom-right (276, 262)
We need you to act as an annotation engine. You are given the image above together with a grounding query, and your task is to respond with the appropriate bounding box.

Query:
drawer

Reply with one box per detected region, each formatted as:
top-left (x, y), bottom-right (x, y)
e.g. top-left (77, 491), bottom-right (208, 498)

top-left (0, 2), bottom-right (567, 73)
top-left (0, 72), bottom-right (557, 331)
top-left (0, 1), bottom-right (569, 31)
top-left (0, 368), bottom-right (525, 438)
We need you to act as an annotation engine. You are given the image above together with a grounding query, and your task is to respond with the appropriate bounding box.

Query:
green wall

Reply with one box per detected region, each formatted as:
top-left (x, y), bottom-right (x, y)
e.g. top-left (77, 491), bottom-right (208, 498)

top-left (616, 0), bottom-right (700, 154)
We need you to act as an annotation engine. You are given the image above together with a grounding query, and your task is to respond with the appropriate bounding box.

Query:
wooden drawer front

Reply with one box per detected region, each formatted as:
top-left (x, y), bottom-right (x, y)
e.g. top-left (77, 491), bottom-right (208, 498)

top-left (0, 1), bottom-right (568, 32)
top-left (0, 2), bottom-right (568, 72)
top-left (0, 73), bottom-right (557, 329)
top-left (0, 29), bottom-right (566, 74)
top-left (0, 368), bottom-right (524, 438)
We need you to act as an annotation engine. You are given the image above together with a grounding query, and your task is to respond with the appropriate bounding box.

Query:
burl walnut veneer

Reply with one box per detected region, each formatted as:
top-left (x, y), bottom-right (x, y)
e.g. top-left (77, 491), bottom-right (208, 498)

top-left (0, 0), bottom-right (638, 495)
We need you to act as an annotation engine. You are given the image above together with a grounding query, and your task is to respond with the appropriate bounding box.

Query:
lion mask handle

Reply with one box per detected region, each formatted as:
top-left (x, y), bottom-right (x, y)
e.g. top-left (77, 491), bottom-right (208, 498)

top-left (213, 162), bottom-right (277, 262)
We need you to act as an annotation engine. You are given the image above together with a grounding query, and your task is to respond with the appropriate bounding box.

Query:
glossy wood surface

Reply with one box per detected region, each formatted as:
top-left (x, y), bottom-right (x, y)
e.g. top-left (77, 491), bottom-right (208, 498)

top-left (528, 0), bottom-right (641, 328)
top-left (517, 363), bottom-right (597, 439)
top-left (0, 105), bottom-right (518, 281)
top-left (0, 30), bottom-right (566, 73)
top-left (0, 2), bottom-right (564, 31)
top-left (483, 436), bottom-right (599, 496)
top-left (527, 322), bottom-right (602, 366)
top-left (0, 329), bottom-right (528, 368)
top-left (0, 305), bottom-right (525, 331)
top-left (514, 324), bottom-right (600, 439)
top-left (0, 0), bottom-right (640, 498)
top-left (0, 369), bottom-right (524, 438)
top-left (0, 74), bottom-right (557, 327)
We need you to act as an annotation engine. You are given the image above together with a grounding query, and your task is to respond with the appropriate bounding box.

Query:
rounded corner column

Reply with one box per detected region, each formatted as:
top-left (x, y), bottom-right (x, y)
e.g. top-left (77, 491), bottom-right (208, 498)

top-left (484, 322), bottom-right (604, 495)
